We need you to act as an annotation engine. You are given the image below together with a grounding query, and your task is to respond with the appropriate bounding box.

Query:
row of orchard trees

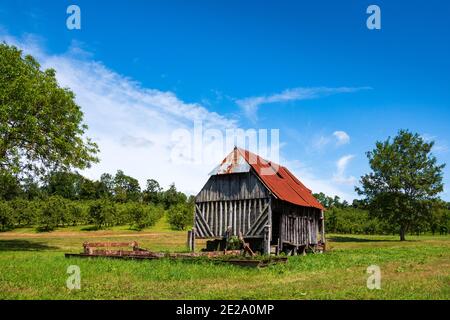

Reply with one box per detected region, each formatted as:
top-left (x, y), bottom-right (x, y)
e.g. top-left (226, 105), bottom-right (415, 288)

top-left (0, 170), bottom-right (189, 206)
top-left (0, 170), bottom-right (195, 232)
top-left (313, 193), bottom-right (450, 236)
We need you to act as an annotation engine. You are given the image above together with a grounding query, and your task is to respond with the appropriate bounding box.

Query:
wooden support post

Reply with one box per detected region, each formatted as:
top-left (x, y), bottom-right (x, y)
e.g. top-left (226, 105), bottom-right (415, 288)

top-left (187, 228), bottom-right (196, 252)
top-left (320, 210), bottom-right (326, 251)
top-left (187, 230), bottom-right (192, 251)
top-left (268, 198), bottom-right (272, 250)
top-left (263, 226), bottom-right (270, 255)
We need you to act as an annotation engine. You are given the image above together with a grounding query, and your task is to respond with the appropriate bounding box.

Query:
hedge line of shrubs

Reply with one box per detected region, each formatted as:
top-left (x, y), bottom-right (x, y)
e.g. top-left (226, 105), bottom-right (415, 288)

top-left (0, 170), bottom-right (197, 232)
top-left (324, 206), bottom-right (449, 235)
top-left (324, 207), bottom-right (390, 235)
top-left (0, 197), bottom-right (170, 232)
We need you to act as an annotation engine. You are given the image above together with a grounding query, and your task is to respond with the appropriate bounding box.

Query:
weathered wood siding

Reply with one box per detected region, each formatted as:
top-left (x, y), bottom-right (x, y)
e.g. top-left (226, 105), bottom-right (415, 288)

top-left (196, 172), bottom-right (269, 202)
top-left (275, 202), bottom-right (320, 247)
top-left (195, 198), bottom-right (271, 238)
top-left (194, 172), bottom-right (321, 249)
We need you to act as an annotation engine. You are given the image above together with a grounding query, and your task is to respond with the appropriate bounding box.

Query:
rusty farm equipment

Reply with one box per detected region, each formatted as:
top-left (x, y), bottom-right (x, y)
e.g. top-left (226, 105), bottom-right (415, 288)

top-left (65, 241), bottom-right (288, 268)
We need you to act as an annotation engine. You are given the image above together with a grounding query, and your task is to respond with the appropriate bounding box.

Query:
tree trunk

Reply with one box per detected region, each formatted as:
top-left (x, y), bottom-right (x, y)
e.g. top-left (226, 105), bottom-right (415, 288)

top-left (399, 227), bottom-right (406, 241)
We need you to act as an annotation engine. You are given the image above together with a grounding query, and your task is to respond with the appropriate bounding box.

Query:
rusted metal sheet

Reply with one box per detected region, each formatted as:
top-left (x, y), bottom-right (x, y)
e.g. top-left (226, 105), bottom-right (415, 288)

top-left (232, 148), bottom-right (324, 210)
top-left (209, 149), bottom-right (251, 175)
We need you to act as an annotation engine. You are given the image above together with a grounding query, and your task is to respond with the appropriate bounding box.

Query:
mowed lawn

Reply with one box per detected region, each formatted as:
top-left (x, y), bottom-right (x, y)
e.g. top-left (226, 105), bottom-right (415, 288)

top-left (0, 217), bottom-right (449, 300)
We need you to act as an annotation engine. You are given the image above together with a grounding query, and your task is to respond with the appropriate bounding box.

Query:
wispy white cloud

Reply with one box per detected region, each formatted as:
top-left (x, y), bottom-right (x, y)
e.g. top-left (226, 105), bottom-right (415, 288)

top-left (333, 155), bottom-right (357, 185)
top-left (312, 130), bottom-right (351, 151)
top-left (333, 131), bottom-right (350, 145)
top-left (236, 86), bottom-right (370, 120)
top-left (0, 32), bottom-right (237, 195)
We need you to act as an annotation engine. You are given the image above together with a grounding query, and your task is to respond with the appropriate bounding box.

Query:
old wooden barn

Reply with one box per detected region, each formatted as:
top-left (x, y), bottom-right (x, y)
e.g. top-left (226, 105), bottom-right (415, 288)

top-left (191, 147), bottom-right (325, 255)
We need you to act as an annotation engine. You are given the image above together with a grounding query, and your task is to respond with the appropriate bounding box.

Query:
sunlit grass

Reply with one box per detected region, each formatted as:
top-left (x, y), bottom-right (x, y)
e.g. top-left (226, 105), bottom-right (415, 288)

top-left (0, 227), bottom-right (448, 300)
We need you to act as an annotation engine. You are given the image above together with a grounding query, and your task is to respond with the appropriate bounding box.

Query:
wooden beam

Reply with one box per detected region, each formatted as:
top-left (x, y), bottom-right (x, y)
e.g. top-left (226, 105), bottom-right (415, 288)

top-left (321, 209), bottom-right (326, 249)
top-left (195, 204), bottom-right (214, 237)
top-left (246, 199), bottom-right (270, 236)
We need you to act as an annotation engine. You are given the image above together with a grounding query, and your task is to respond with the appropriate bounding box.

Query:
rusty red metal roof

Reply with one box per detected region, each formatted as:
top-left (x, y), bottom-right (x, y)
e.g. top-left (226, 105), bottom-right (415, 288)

top-left (217, 148), bottom-right (324, 210)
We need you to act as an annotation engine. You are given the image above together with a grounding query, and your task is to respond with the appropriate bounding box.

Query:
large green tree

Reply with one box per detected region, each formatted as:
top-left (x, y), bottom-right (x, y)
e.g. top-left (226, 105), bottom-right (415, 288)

top-left (113, 170), bottom-right (141, 202)
top-left (356, 130), bottom-right (445, 240)
top-left (0, 43), bottom-right (98, 177)
top-left (142, 178), bottom-right (163, 204)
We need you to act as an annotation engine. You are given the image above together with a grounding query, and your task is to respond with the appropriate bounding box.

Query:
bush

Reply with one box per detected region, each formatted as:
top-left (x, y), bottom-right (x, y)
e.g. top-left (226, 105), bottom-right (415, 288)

top-left (227, 235), bottom-right (241, 250)
top-left (0, 201), bottom-right (15, 231)
top-left (325, 207), bottom-right (387, 235)
top-left (66, 201), bottom-right (88, 226)
top-left (167, 203), bottom-right (193, 231)
top-left (36, 196), bottom-right (68, 231)
top-left (126, 203), bottom-right (164, 230)
top-left (9, 198), bottom-right (37, 227)
top-left (89, 200), bottom-right (117, 229)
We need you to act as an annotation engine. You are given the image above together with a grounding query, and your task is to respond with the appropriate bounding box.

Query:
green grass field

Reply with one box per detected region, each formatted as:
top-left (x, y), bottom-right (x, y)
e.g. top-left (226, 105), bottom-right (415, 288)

top-left (0, 217), bottom-right (449, 300)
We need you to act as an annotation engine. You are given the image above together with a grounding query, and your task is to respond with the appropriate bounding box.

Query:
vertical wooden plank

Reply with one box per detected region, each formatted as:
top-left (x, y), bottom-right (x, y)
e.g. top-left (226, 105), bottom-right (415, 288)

top-left (187, 230), bottom-right (192, 251)
top-left (315, 210), bottom-right (319, 244)
top-left (219, 201), bottom-right (223, 237)
top-left (303, 216), bottom-right (306, 245)
top-left (306, 210), bottom-right (309, 245)
top-left (293, 211), bottom-right (296, 245)
top-left (242, 200), bottom-right (247, 234)
top-left (292, 215), bottom-right (295, 245)
top-left (233, 201), bottom-right (237, 235)
top-left (280, 213), bottom-right (285, 251)
top-left (224, 201), bottom-right (228, 236)
top-left (221, 201), bottom-right (226, 233)
top-left (301, 214), bottom-right (303, 245)
top-left (302, 212), bottom-right (307, 244)
top-left (254, 198), bottom-right (258, 225)
top-left (268, 198), bottom-right (272, 244)
top-left (308, 209), bottom-right (312, 245)
top-left (214, 201), bottom-right (218, 237)
top-left (201, 203), bottom-right (205, 220)
top-left (214, 201), bottom-right (222, 234)
top-left (294, 215), bottom-right (300, 245)
top-left (299, 215), bottom-right (302, 245)
top-left (321, 209), bottom-right (326, 248)
top-left (223, 201), bottom-right (227, 236)
top-left (189, 228), bottom-right (196, 252)
top-left (230, 201), bottom-right (234, 235)
top-left (287, 215), bottom-right (290, 244)
top-left (247, 199), bottom-right (251, 230)
top-left (206, 202), bottom-right (210, 225)
top-left (238, 200), bottom-right (242, 235)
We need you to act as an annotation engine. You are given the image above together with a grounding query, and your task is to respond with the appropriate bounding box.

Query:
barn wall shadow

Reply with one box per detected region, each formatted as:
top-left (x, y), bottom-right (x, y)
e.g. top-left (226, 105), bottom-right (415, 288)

top-left (0, 239), bottom-right (59, 251)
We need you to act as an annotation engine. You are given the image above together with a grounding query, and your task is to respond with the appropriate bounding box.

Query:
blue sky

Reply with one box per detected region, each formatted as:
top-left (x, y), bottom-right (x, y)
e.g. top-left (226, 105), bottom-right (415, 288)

top-left (1, 0), bottom-right (449, 200)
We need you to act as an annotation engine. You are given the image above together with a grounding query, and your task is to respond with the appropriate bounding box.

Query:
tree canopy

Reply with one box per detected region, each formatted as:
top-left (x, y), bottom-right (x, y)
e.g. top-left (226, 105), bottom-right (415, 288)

top-left (0, 43), bottom-right (98, 177)
top-left (356, 130), bottom-right (445, 240)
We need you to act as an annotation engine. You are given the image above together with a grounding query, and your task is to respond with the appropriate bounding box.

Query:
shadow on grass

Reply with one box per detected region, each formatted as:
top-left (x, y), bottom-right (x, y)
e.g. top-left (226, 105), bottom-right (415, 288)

top-left (0, 239), bottom-right (59, 251)
top-left (80, 225), bottom-right (101, 231)
top-left (328, 235), bottom-right (411, 243)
